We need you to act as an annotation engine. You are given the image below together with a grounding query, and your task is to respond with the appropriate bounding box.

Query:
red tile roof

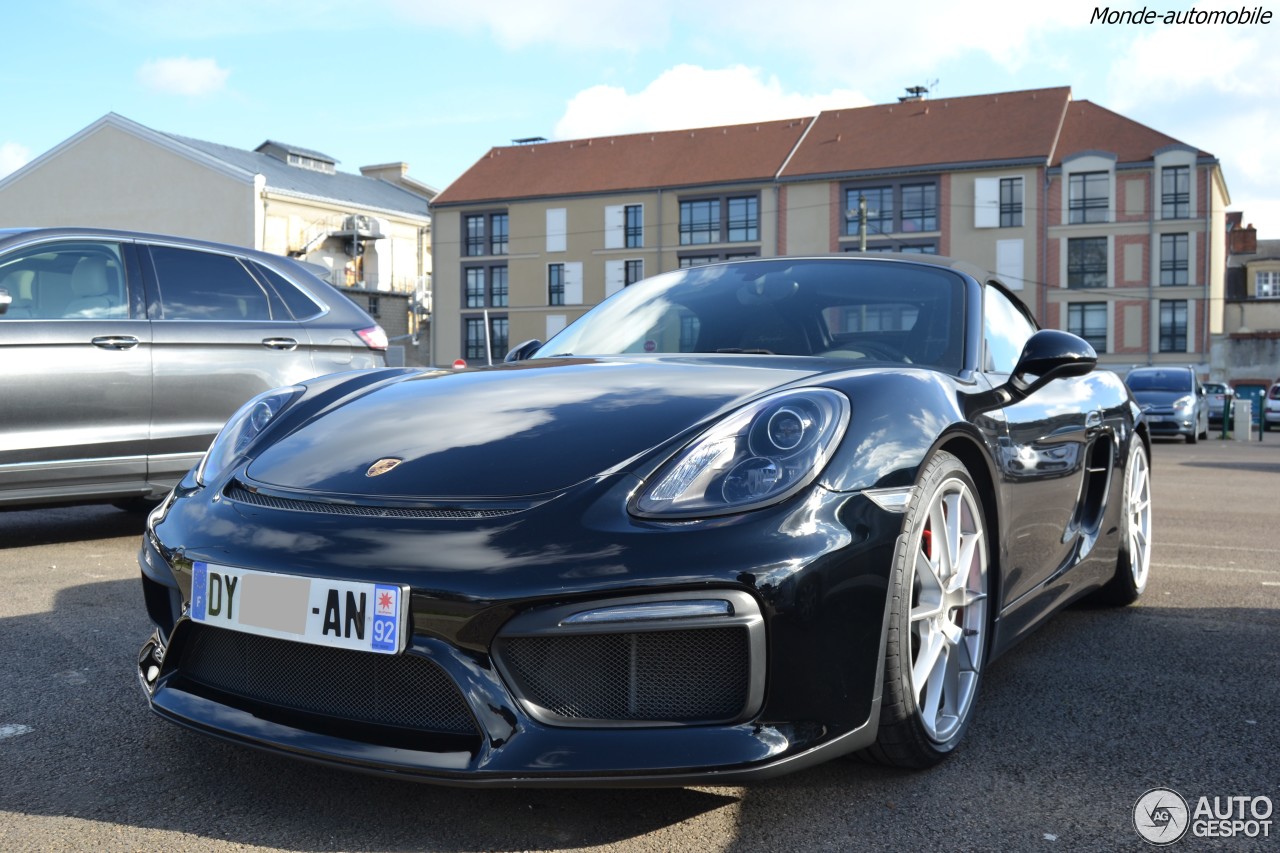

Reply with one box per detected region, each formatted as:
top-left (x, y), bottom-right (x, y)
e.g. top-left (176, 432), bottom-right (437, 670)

top-left (433, 118), bottom-right (813, 206)
top-left (1052, 100), bottom-right (1207, 165)
top-left (780, 87), bottom-right (1071, 178)
top-left (433, 86), bottom-right (1215, 207)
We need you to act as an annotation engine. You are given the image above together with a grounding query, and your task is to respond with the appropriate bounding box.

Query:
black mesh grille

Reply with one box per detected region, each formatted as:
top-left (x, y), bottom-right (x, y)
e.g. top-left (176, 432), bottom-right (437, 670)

top-left (225, 483), bottom-right (520, 519)
top-left (177, 624), bottom-right (477, 735)
top-left (498, 628), bottom-right (750, 723)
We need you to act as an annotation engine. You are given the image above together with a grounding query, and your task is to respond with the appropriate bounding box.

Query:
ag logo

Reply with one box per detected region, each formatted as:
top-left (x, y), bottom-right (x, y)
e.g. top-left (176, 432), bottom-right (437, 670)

top-left (1134, 788), bottom-right (1190, 845)
top-left (365, 458), bottom-right (404, 478)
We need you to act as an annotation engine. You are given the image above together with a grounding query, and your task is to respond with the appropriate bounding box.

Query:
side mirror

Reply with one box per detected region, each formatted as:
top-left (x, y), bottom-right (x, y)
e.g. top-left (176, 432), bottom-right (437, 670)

top-left (1007, 329), bottom-right (1097, 399)
top-left (0, 288), bottom-right (10, 316)
top-left (504, 339), bottom-right (542, 363)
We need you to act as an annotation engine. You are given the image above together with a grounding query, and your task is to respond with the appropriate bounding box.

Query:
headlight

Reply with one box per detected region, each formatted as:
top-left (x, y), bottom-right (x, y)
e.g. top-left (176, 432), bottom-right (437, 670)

top-left (632, 388), bottom-right (850, 518)
top-left (1173, 395), bottom-right (1195, 411)
top-left (196, 386), bottom-right (302, 486)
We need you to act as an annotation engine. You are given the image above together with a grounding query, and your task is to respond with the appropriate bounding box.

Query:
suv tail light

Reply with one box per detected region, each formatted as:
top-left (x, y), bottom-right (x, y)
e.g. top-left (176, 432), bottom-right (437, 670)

top-left (356, 325), bottom-right (388, 351)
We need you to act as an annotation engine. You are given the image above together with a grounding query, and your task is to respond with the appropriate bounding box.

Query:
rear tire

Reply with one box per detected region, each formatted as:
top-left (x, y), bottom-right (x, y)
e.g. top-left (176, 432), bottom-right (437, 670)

top-left (1095, 439), bottom-right (1151, 606)
top-left (860, 451), bottom-right (989, 768)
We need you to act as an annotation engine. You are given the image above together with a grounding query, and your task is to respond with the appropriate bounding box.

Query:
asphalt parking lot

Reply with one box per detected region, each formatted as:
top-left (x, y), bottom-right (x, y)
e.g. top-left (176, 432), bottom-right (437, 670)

top-left (1, 437), bottom-right (1277, 851)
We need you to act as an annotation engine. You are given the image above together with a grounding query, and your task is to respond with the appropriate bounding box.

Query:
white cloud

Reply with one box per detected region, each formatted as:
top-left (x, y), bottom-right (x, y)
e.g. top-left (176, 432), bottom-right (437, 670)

top-left (0, 142), bottom-right (31, 178)
top-left (136, 57), bottom-right (230, 97)
top-left (389, 0), bottom-right (670, 50)
top-left (688, 0), bottom-right (1083, 89)
top-left (1105, 17), bottom-right (1277, 110)
top-left (554, 65), bottom-right (871, 139)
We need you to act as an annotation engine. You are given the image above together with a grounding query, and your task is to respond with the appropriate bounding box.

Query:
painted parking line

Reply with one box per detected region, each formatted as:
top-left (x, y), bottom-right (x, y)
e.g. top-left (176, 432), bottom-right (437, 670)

top-left (0, 724), bottom-right (33, 740)
top-left (1152, 563), bottom-right (1280, 576)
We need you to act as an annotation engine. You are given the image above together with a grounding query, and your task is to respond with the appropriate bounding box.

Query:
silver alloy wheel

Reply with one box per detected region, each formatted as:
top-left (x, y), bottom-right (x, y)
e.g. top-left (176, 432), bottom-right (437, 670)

top-left (1125, 444), bottom-right (1152, 591)
top-left (908, 478), bottom-right (988, 744)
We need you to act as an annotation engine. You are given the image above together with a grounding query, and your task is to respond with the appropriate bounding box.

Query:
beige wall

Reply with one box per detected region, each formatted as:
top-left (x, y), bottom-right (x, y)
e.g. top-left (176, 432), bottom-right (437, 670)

top-left (948, 166), bottom-right (1039, 299)
top-left (783, 182), bottom-right (833, 255)
top-left (0, 123), bottom-right (256, 245)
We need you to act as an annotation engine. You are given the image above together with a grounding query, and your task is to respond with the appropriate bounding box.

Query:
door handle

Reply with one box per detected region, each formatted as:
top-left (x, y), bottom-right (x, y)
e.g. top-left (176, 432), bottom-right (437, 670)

top-left (1085, 410), bottom-right (1103, 429)
top-left (91, 335), bottom-right (140, 350)
top-left (261, 337), bottom-right (299, 351)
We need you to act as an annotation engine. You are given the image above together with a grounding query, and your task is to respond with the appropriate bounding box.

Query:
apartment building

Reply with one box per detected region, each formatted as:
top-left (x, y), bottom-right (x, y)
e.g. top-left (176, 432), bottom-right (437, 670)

top-left (430, 86), bottom-right (1228, 373)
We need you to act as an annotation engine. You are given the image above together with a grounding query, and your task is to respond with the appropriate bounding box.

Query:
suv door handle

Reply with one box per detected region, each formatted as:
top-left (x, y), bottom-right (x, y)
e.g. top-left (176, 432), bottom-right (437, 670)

top-left (91, 335), bottom-right (140, 350)
top-left (261, 337), bottom-right (299, 351)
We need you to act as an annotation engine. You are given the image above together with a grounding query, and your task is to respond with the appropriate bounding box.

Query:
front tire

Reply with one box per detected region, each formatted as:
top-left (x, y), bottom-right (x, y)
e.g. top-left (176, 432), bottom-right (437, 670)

top-left (862, 451), bottom-right (989, 768)
top-left (1095, 439), bottom-right (1152, 606)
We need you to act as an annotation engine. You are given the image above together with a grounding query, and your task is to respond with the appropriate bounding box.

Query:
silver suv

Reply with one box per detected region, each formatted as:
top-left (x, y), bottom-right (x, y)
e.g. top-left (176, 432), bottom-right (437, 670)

top-left (1124, 365), bottom-right (1209, 444)
top-left (0, 227), bottom-right (388, 509)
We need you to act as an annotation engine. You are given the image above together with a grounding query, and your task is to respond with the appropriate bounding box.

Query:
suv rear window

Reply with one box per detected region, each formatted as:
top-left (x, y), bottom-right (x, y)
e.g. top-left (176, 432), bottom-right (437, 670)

top-left (252, 262), bottom-right (324, 321)
top-left (151, 246), bottom-right (274, 321)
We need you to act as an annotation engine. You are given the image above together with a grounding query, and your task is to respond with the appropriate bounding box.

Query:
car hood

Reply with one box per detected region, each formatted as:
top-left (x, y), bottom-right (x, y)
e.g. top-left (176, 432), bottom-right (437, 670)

top-left (1130, 389), bottom-right (1194, 408)
top-left (244, 357), bottom-right (832, 499)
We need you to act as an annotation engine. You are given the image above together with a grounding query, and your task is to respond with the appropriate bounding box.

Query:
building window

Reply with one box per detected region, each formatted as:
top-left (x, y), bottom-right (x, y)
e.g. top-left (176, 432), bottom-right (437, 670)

top-left (490, 213), bottom-right (508, 255)
top-left (1000, 177), bottom-right (1023, 227)
top-left (845, 187), bottom-right (893, 236)
top-left (727, 196), bottom-right (759, 242)
top-left (679, 255), bottom-right (718, 268)
top-left (464, 264), bottom-right (507, 307)
top-left (679, 200), bottom-right (720, 245)
top-left (489, 316), bottom-right (509, 360)
top-left (1160, 234), bottom-right (1188, 286)
top-left (464, 267), bottom-right (485, 308)
top-left (1067, 303), bottom-right (1108, 353)
top-left (548, 263), bottom-right (564, 305)
top-left (464, 317), bottom-right (486, 360)
top-left (1257, 270), bottom-right (1280, 299)
top-left (624, 259), bottom-right (644, 285)
top-left (899, 245), bottom-right (939, 254)
top-left (1067, 237), bottom-right (1108, 289)
top-left (625, 205), bottom-right (643, 248)
top-left (1162, 166), bottom-right (1190, 219)
top-left (490, 265), bottom-right (508, 307)
top-left (463, 316), bottom-right (509, 362)
top-left (1068, 172), bottom-right (1109, 224)
top-left (1159, 300), bottom-right (1187, 352)
top-left (464, 215), bottom-right (486, 256)
top-left (900, 184), bottom-right (937, 232)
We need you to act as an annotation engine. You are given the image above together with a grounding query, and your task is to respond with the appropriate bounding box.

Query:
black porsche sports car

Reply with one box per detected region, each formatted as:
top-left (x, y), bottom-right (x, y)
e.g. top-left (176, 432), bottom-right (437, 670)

top-left (137, 255), bottom-right (1152, 785)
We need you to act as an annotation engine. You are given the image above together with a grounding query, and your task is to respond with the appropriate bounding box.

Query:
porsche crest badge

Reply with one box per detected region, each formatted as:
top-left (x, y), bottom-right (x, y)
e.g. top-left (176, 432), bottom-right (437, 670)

top-left (365, 458), bottom-right (404, 477)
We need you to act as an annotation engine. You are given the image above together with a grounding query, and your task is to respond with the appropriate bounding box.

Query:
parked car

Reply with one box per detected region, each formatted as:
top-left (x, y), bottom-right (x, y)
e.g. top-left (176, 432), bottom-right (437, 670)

top-left (1266, 382), bottom-right (1280, 432)
top-left (0, 227), bottom-right (387, 510)
top-left (137, 255), bottom-right (1152, 785)
top-left (1203, 382), bottom-right (1233, 426)
top-left (1124, 366), bottom-right (1209, 443)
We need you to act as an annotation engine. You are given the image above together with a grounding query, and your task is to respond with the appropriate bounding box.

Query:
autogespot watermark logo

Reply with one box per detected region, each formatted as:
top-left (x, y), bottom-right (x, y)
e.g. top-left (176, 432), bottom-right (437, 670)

top-left (1134, 788), bottom-right (1274, 845)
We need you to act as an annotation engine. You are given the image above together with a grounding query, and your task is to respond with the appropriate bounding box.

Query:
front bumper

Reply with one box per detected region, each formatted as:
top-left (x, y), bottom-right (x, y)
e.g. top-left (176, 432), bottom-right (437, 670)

top-left (136, 473), bottom-right (901, 785)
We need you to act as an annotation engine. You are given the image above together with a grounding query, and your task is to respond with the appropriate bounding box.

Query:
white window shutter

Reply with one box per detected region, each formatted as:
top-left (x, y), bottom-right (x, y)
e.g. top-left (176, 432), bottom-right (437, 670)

top-left (604, 205), bottom-right (624, 249)
top-left (564, 262), bottom-right (583, 304)
top-left (997, 239), bottom-right (1024, 290)
top-left (546, 208), bottom-right (567, 253)
top-left (605, 260), bottom-right (625, 297)
top-left (974, 178), bottom-right (999, 228)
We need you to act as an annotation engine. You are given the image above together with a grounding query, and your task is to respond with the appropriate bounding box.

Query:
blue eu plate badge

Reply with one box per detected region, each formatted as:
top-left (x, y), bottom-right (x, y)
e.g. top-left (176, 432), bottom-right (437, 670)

top-left (372, 584), bottom-right (400, 653)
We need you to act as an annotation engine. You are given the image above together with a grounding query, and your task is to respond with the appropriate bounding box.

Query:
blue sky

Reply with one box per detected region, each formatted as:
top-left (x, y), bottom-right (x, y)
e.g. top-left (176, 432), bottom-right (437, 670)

top-left (3, 1), bottom-right (1277, 235)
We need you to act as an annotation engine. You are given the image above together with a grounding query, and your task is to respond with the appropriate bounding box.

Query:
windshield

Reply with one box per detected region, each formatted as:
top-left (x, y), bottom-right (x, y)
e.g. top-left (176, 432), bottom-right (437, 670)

top-left (1126, 370), bottom-right (1192, 393)
top-left (535, 258), bottom-right (966, 371)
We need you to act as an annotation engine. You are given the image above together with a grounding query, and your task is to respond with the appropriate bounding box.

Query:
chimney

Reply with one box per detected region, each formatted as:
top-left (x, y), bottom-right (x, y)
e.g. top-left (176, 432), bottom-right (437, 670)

top-left (898, 85), bottom-right (929, 103)
top-left (360, 162), bottom-right (410, 182)
top-left (1229, 222), bottom-right (1258, 255)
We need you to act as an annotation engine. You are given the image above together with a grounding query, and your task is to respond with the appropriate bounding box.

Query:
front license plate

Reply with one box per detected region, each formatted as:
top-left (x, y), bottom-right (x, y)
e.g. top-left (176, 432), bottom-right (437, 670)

top-left (190, 562), bottom-right (408, 654)
top-left (1146, 415), bottom-right (1167, 422)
